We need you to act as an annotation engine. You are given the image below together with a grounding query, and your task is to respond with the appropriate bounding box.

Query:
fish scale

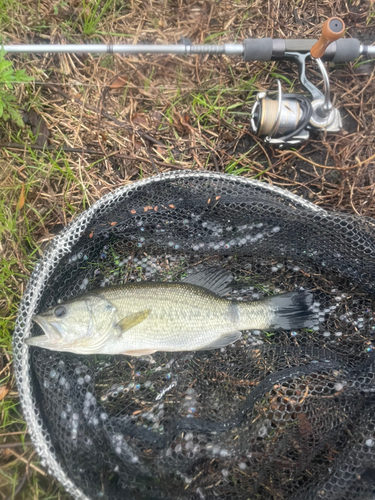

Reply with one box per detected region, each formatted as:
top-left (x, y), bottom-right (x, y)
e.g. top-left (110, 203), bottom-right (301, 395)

top-left (99, 283), bottom-right (260, 352)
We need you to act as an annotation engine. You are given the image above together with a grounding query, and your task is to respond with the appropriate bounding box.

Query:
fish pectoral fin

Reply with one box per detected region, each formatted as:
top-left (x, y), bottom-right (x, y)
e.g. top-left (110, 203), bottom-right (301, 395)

top-left (115, 309), bottom-right (151, 334)
top-left (196, 330), bottom-right (242, 350)
top-left (121, 349), bottom-right (157, 357)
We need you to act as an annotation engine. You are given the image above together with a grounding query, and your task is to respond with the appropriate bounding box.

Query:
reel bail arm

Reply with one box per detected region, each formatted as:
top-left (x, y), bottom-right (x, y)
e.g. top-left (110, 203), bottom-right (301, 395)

top-left (251, 17), bottom-right (346, 147)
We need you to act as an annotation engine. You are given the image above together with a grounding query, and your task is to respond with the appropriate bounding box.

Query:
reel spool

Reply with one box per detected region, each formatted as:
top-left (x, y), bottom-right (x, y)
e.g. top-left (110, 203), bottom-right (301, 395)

top-left (251, 17), bottom-right (345, 147)
top-left (251, 80), bottom-right (312, 145)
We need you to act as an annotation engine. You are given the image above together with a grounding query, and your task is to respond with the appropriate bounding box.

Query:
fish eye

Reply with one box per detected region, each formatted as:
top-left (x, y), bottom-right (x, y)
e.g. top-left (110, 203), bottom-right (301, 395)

top-left (54, 306), bottom-right (67, 318)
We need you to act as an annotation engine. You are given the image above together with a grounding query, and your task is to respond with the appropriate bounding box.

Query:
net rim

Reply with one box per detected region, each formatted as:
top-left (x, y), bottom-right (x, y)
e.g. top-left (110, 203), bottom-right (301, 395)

top-left (12, 171), bottom-right (326, 499)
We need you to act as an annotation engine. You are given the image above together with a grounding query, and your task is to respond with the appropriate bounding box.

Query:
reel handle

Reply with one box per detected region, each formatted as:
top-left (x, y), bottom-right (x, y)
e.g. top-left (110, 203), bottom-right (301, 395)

top-left (310, 17), bottom-right (345, 59)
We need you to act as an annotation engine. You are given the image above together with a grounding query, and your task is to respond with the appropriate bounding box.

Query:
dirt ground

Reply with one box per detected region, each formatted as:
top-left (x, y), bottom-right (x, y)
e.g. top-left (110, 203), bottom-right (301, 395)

top-left (1, 0), bottom-right (375, 498)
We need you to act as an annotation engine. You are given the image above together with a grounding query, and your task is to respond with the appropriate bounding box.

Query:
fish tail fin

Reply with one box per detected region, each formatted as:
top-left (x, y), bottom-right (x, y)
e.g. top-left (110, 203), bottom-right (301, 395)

top-left (265, 291), bottom-right (317, 331)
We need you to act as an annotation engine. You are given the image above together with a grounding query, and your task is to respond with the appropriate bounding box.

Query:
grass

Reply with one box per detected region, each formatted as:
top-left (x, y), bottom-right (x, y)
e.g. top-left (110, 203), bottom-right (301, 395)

top-left (0, 49), bottom-right (33, 127)
top-left (1, 0), bottom-right (375, 498)
top-left (76, 0), bottom-right (118, 36)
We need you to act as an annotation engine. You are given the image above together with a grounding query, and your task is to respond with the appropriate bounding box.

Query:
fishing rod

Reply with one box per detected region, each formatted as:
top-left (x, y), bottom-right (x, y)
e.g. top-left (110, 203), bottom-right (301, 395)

top-left (4, 17), bottom-right (375, 147)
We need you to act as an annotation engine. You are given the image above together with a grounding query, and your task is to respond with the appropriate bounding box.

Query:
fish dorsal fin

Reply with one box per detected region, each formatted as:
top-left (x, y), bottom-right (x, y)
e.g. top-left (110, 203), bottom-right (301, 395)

top-left (183, 268), bottom-right (233, 297)
top-left (116, 309), bottom-right (151, 333)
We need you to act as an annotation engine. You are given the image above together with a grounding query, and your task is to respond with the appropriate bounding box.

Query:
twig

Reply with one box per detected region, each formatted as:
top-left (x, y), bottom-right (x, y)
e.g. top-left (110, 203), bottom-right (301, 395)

top-left (293, 7), bottom-right (302, 25)
top-left (212, 153), bottom-right (219, 172)
top-left (244, 130), bottom-right (273, 170)
top-left (0, 432), bottom-right (27, 437)
top-left (276, 149), bottom-right (372, 171)
top-left (145, 145), bottom-right (159, 174)
top-left (0, 142), bottom-right (109, 154)
top-left (6, 449), bottom-right (46, 476)
top-left (314, 1), bottom-right (320, 23)
top-left (0, 442), bottom-right (33, 449)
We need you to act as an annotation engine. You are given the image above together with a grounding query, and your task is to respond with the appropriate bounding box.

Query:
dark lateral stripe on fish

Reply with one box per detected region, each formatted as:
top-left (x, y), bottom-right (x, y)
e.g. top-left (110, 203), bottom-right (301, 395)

top-left (228, 301), bottom-right (239, 323)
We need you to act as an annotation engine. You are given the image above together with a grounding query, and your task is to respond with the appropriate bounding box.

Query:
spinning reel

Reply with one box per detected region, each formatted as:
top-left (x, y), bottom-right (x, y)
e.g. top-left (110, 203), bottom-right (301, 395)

top-left (3, 16), bottom-right (374, 148)
top-left (251, 17), bottom-right (345, 147)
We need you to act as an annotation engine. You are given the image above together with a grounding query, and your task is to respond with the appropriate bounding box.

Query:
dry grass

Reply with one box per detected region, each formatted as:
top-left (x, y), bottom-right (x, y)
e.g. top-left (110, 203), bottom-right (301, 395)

top-left (1, 0), bottom-right (375, 498)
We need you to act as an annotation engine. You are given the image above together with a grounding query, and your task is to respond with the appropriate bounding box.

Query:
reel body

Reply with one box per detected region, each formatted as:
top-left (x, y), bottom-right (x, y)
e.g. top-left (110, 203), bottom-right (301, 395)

top-left (251, 18), bottom-right (346, 147)
top-left (251, 52), bottom-right (343, 147)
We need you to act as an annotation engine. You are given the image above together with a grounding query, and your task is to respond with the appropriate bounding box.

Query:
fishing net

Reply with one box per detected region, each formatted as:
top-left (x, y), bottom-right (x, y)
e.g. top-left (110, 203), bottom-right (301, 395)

top-left (13, 171), bottom-right (375, 500)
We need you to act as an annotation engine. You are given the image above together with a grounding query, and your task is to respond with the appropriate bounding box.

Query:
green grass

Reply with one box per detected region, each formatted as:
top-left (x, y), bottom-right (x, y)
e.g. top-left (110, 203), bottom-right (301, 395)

top-left (366, 2), bottom-right (375, 26)
top-left (225, 148), bottom-right (257, 175)
top-left (0, 49), bottom-right (33, 127)
top-left (0, 258), bottom-right (26, 344)
top-left (0, 0), bottom-right (14, 30)
top-left (0, 145), bottom-right (91, 498)
top-left (76, 0), bottom-right (117, 36)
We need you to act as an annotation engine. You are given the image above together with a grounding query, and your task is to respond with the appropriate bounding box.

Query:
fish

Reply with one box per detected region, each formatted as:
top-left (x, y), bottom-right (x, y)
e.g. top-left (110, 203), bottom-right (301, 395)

top-left (26, 268), bottom-right (316, 356)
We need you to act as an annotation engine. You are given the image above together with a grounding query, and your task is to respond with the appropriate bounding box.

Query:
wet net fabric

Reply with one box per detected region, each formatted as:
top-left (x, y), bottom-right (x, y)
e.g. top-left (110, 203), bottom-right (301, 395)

top-left (13, 172), bottom-right (375, 500)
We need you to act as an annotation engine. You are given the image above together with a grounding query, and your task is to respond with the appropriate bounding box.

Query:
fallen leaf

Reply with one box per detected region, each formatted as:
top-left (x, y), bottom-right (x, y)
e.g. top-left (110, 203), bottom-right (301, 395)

top-left (169, 204), bottom-right (175, 209)
top-left (133, 138), bottom-right (143, 151)
top-left (144, 206), bottom-right (153, 212)
top-left (156, 145), bottom-right (167, 156)
top-left (109, 222), bottom-right (117, 226)
top-left (89, 231), bottom-right (94, 238)
top-left (17, 184), bottom-right (25, 210)
top-left (132, 113), bottom-right (148, 127)
top-left (172, 110), bottom-right (192, 134)
top-left (131, 209), bottom-right (137, 214)
top-left (0, 385), bottom-right (10, 401)
top-left (222, 130), bottom-right (234, 142)
top-left (109, 75), bottom-right (128, 89)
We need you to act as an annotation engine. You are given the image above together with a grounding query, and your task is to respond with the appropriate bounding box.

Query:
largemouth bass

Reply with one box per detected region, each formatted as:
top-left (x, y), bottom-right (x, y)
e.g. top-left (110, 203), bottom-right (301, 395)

top-left (27, 268), bottom-right (316, 356)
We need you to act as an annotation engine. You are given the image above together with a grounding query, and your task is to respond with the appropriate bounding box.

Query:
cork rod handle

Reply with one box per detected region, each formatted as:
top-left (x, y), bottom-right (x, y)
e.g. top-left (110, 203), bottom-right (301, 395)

top-left (310, 17), bottom-right (345, 59)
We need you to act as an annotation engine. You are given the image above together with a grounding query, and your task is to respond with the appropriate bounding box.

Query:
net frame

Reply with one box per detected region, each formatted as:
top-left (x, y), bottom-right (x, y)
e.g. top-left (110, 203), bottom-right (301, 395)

top-left (13, 170), bottom-right (366, 500)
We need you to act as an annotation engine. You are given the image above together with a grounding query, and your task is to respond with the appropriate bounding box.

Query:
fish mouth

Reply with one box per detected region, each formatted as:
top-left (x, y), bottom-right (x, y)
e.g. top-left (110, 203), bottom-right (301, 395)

top-left (26, 315), bottom-right (63, 348)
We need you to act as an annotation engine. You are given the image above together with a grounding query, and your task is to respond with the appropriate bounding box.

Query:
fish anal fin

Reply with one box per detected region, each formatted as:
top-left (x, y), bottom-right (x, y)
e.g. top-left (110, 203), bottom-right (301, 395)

top-left (197, 331), bottom-right (242, 350)
top-left (116, 309), bottom-right (151, 333)
top-left (184, 268), bottom-right (233, 297)
top-left (121, 349), bottom-right (156, 357)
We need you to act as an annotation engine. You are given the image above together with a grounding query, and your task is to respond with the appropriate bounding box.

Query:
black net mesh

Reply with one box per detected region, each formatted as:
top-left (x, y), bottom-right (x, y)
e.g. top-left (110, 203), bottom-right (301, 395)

top-left (14, 172), bottom-right (375, 500)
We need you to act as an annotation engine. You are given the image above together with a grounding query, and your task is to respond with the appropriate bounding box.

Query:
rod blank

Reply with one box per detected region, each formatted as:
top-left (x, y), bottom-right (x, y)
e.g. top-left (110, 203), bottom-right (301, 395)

top-left (2, 43), bottom-right (244, 55)
top-left (365, 45), bottom-right (375, 56)
top-left (2, 41), bottom-right (374, 62)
